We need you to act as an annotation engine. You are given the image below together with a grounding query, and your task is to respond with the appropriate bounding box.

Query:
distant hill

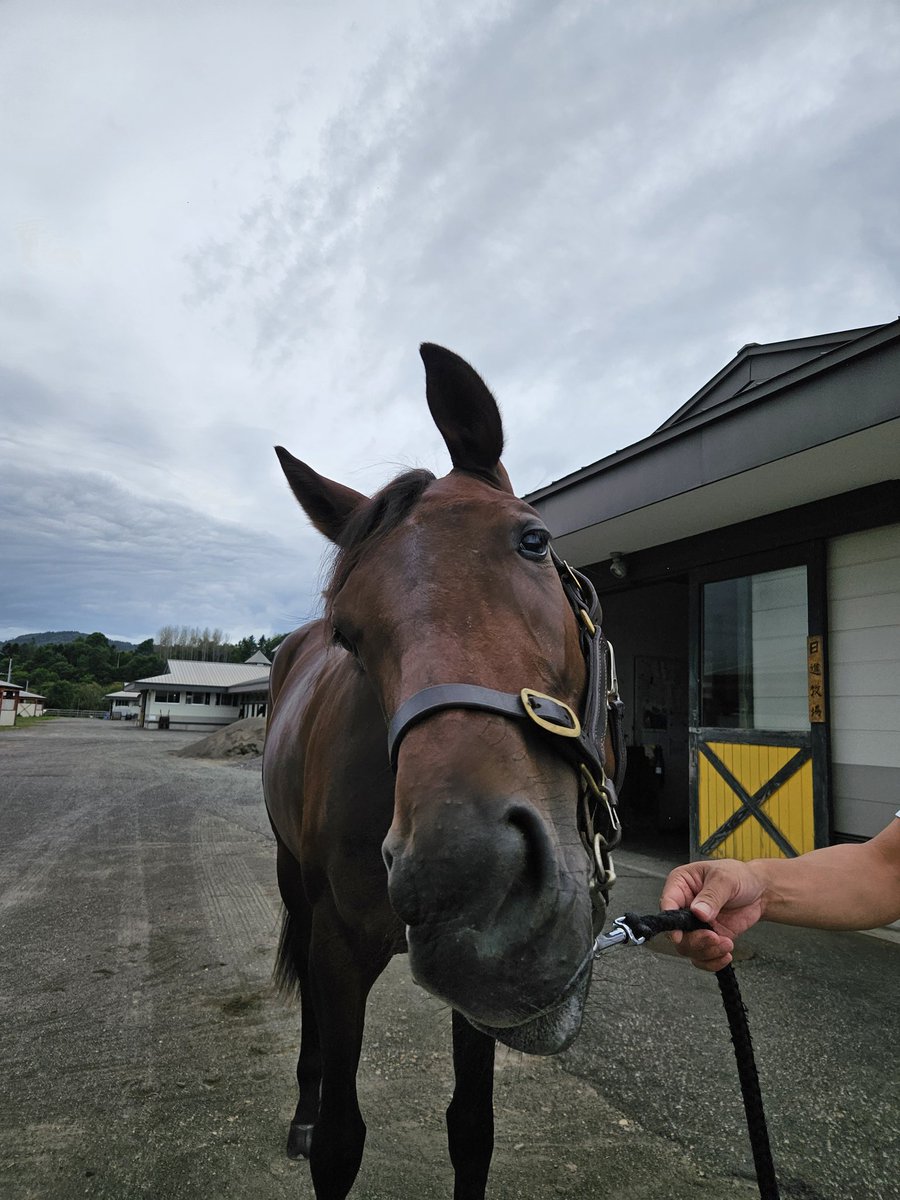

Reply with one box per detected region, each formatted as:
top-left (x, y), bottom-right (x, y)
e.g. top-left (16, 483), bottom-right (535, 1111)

top-left (5, 630), bottom-right (140, 651)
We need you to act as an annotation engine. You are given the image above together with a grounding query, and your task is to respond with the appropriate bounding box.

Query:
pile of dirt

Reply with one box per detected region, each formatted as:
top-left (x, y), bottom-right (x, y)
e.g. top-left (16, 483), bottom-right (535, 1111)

top-left (175, 716), bottom-right (266, 759)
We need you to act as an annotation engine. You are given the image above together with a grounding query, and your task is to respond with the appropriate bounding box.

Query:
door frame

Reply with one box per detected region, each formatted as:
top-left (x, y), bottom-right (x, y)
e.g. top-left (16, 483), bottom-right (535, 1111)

top-left (688, 541), bottom-right (831, 859)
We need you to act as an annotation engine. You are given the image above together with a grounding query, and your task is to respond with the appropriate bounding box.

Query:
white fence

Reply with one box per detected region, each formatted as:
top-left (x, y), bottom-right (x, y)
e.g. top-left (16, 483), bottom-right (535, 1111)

top-left (44, 709), bottom-right (109, 719)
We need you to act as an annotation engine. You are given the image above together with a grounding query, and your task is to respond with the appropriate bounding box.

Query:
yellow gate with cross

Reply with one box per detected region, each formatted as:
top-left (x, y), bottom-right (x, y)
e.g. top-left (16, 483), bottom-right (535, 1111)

top-left (695, 732), bottom-right (815, 859)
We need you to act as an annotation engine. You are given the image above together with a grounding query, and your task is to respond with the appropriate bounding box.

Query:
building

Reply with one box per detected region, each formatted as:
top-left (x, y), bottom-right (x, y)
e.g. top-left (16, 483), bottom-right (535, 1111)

top-left (0, 680), bottom-right (23, 727)
top-left (131, 650), bottom-right (271, 731)
top-left (16, 689), bottom-right (46, 719)
top-left (104, 689), bottom-right (142, 720)
top-left (527, 320), bottom-right (900, 860)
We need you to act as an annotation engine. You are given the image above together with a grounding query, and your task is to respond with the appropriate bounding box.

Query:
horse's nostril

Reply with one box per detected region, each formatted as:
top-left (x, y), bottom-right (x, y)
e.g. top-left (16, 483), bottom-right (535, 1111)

top-left (505, 803), bottom-right (555, 891)
top-left (381, 841), bottom-right (394, 873)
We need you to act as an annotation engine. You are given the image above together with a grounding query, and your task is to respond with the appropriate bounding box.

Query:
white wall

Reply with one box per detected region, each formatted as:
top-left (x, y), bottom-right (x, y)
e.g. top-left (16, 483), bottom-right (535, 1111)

top-left (828, 523), bottom-right (900, 837)
top-left (145, 689), bottom-right (239, 730)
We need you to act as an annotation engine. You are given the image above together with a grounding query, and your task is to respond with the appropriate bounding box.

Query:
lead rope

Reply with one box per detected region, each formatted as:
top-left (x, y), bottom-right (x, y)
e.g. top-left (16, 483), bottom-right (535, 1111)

top-left (595, 909), bottom-right (780, 1200)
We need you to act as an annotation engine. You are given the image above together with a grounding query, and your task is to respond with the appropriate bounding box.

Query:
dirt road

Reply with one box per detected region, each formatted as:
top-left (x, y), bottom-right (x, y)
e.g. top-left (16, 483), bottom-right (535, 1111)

top-left (1, 721), bottom-right (896, 1199)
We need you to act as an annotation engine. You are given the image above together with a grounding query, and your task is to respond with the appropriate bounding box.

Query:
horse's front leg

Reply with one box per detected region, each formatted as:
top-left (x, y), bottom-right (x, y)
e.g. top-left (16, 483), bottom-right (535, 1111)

top-left (308, 904), bottom-right (389, 1200)
top-left (446, 1008), bottom-right (496, 1200)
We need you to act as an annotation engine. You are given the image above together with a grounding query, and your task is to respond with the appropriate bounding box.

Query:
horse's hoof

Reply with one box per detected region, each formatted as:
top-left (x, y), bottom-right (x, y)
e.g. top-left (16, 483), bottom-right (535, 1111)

top-left (286, 1121), bottom-right (314, 1159)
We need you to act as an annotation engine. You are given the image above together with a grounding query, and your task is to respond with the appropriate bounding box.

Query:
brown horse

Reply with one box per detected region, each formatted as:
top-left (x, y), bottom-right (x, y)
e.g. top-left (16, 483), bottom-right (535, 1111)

top-left (263, 344), bottom-right (623, 1200)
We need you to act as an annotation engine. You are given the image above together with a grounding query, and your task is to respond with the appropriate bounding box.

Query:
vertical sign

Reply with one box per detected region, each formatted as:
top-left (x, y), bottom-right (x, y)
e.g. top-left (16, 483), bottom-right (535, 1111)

top-left (807, 635), bottom-right (825, 724)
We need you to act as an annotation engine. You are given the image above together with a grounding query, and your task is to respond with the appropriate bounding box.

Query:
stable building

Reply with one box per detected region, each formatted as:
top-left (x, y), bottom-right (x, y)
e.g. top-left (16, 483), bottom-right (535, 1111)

top-left (527, 320), bottom-right (900, 860)
top-left (132, 650), bottom-right (271, 731)
top-left (104, 689), bottom-right (142, 720)
top-left (0, 680), bottom-right (23, 727)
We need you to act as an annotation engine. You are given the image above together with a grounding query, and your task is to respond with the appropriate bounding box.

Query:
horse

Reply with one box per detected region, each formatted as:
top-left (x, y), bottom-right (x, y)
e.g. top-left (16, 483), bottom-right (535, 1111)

top-left (263, 344), bottom-right (624, 1200)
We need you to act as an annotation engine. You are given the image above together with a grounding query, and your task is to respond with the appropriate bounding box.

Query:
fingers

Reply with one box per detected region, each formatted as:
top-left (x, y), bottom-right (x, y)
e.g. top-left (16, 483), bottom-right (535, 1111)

top-left (659, 867), bottom-right (700, 916)
top-left (674, 928), bottom-right (734, 972)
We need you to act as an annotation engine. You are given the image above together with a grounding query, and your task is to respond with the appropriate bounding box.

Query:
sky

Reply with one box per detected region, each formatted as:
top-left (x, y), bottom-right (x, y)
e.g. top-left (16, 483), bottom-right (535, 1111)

top-left (2, 0), bottom-right (899, 646)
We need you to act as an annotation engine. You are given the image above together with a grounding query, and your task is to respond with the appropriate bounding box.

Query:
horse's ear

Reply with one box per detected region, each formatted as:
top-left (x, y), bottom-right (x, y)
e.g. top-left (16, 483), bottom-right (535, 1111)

top-left (420, 343), bottom-right (510, 490)
top-left (275, 446), bottom-right (366, 544)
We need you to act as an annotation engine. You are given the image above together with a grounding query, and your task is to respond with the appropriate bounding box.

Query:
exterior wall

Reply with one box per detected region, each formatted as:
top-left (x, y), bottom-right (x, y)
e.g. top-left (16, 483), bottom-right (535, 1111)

top-left (0, 689), bottom-right (19, 726)
top-left (144, 688), bottom-right (239, 731)
top-left (827, 523), bottom-right (900, 838)
top-left (142, 687), bottom-right (265, 731)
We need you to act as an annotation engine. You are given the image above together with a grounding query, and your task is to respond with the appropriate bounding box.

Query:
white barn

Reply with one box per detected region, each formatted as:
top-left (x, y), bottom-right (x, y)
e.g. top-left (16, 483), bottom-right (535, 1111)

top-left (132, 650), bottom-right (271, 731)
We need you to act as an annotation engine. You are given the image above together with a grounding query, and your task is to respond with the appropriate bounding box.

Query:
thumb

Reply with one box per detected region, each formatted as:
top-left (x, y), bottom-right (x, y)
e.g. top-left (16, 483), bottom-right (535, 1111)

top-left (690, 886), bottom-right (726, 924)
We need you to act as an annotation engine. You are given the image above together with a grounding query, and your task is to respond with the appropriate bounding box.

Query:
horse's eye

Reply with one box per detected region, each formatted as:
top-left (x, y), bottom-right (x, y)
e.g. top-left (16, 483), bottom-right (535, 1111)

top-left (519, 528), bottom-right (550, 560)
top-left (332, 627), bottom-right (356, 655)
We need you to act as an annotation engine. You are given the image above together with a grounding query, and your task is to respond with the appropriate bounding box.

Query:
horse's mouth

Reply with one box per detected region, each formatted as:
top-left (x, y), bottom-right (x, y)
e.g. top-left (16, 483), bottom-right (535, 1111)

top-left (465, 953), bottom-right (593, 1055)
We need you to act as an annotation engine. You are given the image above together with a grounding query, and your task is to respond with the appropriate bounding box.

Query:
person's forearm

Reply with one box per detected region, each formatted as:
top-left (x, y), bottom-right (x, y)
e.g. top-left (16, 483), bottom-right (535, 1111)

top-left (752, 828), bottom-right (900, 930)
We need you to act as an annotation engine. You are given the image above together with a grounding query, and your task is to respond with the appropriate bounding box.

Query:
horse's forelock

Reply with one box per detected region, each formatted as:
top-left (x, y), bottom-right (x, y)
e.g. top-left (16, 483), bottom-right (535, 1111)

top-left (324, 468), bottom-right (436, 615)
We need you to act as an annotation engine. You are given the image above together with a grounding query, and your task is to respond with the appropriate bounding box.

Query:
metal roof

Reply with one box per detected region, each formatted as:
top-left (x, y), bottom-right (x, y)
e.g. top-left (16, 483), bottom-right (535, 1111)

top-left (133, 659), bottom-right (272, 690)
top-left (226, 677), bottom-right (270, 694)
top-left (526, 318), bottom-right (900, 567)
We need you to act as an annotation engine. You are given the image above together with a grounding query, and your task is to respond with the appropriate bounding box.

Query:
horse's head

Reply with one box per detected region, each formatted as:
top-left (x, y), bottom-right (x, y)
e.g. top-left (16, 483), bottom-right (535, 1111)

top-left (276, 345), bottom-right (617, 1053)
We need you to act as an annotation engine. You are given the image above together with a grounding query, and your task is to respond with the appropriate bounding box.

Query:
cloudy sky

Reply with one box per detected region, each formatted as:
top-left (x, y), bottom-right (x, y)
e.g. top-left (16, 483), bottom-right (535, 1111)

top-left (2, 0), bottom-right (898, 645)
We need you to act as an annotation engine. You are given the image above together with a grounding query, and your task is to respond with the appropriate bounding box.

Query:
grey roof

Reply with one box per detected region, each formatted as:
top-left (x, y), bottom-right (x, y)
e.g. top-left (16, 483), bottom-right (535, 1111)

top-left (226, 677), bottom-right (270, 695)
top-left (105, 689), bottom-right (141, 700)
top-left (244, 649), bottom-right (272, 665)
top-left (526, 318), bottom-right (900, 565)
top-left (655, 323), bottom-right (885, 432)
top-left (133, 659), bottom-right (272, 690)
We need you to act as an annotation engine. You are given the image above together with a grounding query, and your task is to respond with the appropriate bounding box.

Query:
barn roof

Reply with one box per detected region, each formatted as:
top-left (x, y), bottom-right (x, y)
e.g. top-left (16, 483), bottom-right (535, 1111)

top-left (526, 318), bottom-right (900, 566)
top-left (132, 659), bottom-right (271, 690)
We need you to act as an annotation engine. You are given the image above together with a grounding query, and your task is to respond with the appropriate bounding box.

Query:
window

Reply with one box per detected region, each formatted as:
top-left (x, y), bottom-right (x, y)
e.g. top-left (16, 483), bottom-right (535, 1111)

top-left (702, 565), bottom-right (808, 730)
top-left (154, 689), bottom-right (181, 704)
top-left (185, 691), bottom-right (211, 706)
top-left (216, 694), bottom-right (238, 707)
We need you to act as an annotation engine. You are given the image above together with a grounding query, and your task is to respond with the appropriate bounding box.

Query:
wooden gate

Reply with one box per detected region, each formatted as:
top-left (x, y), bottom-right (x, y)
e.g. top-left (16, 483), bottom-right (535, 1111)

top-left (693, 730), bottom-right (815, 859)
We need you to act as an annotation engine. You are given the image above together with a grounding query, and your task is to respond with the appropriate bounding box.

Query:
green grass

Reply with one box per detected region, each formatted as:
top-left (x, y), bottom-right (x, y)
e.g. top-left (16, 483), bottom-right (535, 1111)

top-left (0, 714), bottom-right (60, 732)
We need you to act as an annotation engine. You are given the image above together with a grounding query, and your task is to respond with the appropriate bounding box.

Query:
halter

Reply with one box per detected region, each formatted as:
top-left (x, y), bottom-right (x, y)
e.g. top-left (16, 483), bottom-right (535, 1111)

top-left (386, 548), bottom-right (625, 900)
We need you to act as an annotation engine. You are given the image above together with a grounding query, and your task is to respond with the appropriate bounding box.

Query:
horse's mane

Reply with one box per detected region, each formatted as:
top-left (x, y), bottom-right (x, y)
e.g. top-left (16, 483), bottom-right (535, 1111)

top-left (324, 468), bottom-right (436, 616)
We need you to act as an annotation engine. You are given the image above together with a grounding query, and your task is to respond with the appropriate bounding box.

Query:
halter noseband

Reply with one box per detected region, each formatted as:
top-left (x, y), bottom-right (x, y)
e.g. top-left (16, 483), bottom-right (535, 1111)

top-left (386, 548), bottom-right (625, 898)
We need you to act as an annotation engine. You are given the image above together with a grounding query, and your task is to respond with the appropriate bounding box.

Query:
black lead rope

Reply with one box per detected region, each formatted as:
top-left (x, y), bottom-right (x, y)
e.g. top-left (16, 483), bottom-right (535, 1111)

top-left (599, 909), bottom-right (780, 1200)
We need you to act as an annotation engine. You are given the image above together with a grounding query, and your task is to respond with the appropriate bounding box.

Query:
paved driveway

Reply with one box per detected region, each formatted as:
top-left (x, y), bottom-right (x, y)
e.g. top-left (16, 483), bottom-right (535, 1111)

top-left (0, 721), bottom-right (896, 1198)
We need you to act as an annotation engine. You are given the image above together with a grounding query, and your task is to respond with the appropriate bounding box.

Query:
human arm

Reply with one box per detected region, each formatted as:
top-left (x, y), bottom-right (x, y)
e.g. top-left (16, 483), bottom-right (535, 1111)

top-left (660, 817), bottom-right (900, 971)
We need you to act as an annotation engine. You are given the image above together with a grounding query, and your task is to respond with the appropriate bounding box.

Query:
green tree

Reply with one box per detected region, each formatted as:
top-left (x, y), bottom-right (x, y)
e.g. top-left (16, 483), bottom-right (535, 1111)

top-left (73, 682), bottom-right (105, 712)
top-left (47, 679), bottom-right (76, 709)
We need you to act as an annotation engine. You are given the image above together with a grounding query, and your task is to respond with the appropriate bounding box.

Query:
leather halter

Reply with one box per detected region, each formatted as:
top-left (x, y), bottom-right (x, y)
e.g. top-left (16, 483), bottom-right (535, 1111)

top-left (386, 548), bottom-right (625, 897)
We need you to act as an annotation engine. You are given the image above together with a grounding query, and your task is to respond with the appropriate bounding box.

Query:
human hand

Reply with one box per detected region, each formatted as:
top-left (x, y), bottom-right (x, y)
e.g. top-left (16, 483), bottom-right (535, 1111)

top-left (660, 859), bottom-right (767, 971)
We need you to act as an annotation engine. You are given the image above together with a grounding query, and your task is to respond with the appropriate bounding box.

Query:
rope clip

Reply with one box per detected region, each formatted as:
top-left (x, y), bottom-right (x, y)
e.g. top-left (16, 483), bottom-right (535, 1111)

top-left (591, 915), bottom-right (646, 957)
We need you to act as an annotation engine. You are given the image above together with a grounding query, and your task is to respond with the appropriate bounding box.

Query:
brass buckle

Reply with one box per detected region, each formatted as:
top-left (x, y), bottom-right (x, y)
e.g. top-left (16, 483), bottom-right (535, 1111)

top-left (579, 607), bottom-right (596, 636)
top-left (519, 688), bottom-right (581, 738)
top-left (559, 557), bottom-right (586, 595)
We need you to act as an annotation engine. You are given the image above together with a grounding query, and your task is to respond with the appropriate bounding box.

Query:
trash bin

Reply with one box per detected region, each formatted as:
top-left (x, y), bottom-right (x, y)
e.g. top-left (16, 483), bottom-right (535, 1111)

top-left (158, 715), bottom-right (170, 730)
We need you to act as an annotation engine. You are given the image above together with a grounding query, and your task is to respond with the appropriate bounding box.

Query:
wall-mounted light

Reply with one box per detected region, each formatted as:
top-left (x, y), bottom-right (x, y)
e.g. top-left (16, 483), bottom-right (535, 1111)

top-left (609, 551), bottom-right (628, 580)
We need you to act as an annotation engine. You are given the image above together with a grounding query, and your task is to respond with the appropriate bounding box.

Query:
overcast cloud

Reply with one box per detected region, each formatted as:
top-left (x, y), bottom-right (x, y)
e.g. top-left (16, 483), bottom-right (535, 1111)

top-left (2, 0), bottom-right (898, 644)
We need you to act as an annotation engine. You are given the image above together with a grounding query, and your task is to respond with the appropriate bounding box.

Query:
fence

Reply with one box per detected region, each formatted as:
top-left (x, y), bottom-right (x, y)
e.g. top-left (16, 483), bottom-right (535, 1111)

top-left (44, 709), bottom-right (109, 719)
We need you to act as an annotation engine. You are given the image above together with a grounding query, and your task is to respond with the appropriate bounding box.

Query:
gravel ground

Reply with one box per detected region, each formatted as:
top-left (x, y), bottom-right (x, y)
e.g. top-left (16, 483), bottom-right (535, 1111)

top-left (0, 720), bottom-right (897, 1199)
